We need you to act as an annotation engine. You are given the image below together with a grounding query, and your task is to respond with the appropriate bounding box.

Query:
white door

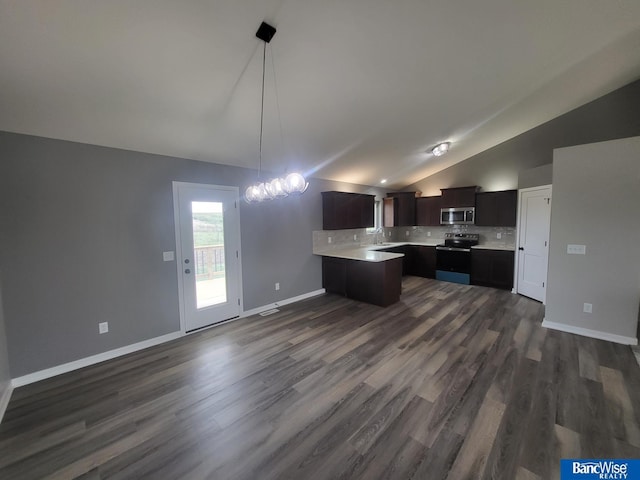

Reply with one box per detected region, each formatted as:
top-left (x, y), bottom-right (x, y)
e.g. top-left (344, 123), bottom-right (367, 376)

top-left (174, 183), bottom-right (241, 332)
top-left (516, 186), bottom-right (552, 302)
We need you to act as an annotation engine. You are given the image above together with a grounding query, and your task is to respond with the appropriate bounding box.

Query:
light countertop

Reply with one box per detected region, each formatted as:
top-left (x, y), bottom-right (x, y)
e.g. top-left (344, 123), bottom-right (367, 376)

top-left (471, 245), bottom-right (516, 251)
top-left (314, 247), bottom-right (404, 262)
top-left (314, 241), bottom-right (515, 262)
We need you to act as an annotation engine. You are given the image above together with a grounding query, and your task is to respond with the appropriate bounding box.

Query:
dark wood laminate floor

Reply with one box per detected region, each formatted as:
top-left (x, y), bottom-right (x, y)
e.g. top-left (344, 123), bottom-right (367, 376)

top-left (2, 277), bottom-right (640, 479)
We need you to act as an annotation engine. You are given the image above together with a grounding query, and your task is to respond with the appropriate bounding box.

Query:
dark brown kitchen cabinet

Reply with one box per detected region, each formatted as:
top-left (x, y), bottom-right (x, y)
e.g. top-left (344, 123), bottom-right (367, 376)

top-left (471, 249), bottom-right (514, 290)
top-left (383, 192), bottom-right (418, 227)
top-left (322, 256), bottom-right (402, 307)
top-left (475, 190), bottom-right (517, 227)
top-left (440, 186), bottom-right (477, 208)
top-left (413, 246), bottom-right (436, 278)
top-left (322, 191), bottom-right (375, 230)
top-left (379, 245), bottom-right (436, 279)
top-left (416, 196), bottom-right (442, 226)
top-left (379, 245), bottom-right (413, 275)
top-left (321, 257), bottom-right (347, 295)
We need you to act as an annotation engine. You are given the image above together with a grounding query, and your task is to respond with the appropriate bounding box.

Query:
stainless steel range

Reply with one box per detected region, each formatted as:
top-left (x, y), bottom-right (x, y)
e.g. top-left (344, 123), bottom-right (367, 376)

top-left (435, 233), bottom-right (479, 285)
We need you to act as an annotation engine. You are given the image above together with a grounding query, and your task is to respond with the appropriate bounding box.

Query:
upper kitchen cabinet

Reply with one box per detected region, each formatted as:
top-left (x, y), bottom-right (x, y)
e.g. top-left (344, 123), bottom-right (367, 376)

top-left (475, 190), bottom-right (517, 226)
top-left (440, 186), bottom-right (477, 208)
top-left (384, 192), bottom-right (419, 227)
top-left (415, 196), bottom-right (442, 226)
top-left (322, 191), bottom-right (375, 230)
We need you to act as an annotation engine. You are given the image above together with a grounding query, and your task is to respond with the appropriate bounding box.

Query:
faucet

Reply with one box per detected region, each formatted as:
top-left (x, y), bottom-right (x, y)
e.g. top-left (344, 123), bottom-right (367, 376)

top-left (373, 227), bottom-right (384, 245)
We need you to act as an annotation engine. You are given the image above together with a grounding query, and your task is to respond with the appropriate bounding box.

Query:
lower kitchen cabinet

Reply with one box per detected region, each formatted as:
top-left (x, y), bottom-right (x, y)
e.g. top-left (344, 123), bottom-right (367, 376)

top-left (412, 246), bottom-right (436, 278)
top-left (321, 257), bottom-right (347, 295)
top-left (471, 249), bottom-right (514, 290)
top-left (379, 245), bottom-right (412, 275)
top-left (379, 245), bottom-right (436, 279)
top-left (322, 256), bottom-right (403, 307)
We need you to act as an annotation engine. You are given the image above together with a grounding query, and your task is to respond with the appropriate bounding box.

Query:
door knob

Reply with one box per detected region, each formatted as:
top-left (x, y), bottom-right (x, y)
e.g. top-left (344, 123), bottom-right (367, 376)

top-left (184, 259), bottom-right (190, 264)
top-left (184, 269), bottom-right (191, 274)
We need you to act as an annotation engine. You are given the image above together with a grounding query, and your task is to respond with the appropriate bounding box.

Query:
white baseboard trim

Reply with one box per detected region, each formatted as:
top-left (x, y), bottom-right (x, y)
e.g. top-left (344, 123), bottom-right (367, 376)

top-left (541, 318), bottom-right (638, 345)
top-left (0, 381), bottom-right (13, 424)
top-left (242, 289), bottom-right (326, 318)
top-left (10, 289), bottom-right (327, 389)
top-left (12, 331), bottom-right (183, 388)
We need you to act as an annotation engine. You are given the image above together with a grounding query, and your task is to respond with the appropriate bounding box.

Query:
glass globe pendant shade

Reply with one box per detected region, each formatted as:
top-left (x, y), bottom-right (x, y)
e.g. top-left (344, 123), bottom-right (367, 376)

top-left (256, 182), bottom-right (270, 201)
top-left (266, 177), bottom-right (288, 198)
top-left (245, 184), bottom-right (260, 203)
top-left (245, 182), bottom-right (271, 203)
top-left (283, 172), bottom-right (308, 195)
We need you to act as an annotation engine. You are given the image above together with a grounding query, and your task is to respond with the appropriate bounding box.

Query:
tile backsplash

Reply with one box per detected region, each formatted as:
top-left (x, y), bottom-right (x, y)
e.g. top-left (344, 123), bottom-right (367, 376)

top-left (313, 225), bottom-right (516, 251)
top-left (312, 228), bottom-right (394, 252)
top-left (390, 225), bottom-right (516, 248)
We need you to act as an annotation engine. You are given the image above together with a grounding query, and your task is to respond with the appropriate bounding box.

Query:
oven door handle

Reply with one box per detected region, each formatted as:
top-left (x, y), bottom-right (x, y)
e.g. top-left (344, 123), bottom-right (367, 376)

top-left (436, 246), bottom-right (471, 252)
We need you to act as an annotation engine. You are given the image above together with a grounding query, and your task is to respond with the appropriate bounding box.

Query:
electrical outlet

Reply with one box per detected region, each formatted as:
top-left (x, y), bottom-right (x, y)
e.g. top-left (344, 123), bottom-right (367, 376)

top-left (427, 231), bottom-right (431, 237)
top-left (583, 303), bottom-right (592, 313)
top-left (567, 244), bottom-right (586, 255)
top-left (497, 233), bottom-right (502, 240)
top-left (353, 234), bottom-right (357, 241)
top-left (99, 322), bottom-right (109, 334)
top-left (275, 282), bottom-right (280, 291)
top-left (405, 230), bottom-right (409, 237)
top-left (328, 236), bottom-right (332, 244)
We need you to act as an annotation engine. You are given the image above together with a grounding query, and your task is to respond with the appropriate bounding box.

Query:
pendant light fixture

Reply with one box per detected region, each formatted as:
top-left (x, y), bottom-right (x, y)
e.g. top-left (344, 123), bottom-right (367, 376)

top-left (245, 22), bottom-right (309, 204)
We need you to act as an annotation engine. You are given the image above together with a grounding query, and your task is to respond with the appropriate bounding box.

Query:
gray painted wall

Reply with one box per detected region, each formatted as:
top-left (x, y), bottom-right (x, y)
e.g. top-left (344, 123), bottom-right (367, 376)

top-left (0, 132), bottom-right (386, 377)
top-left (0, 275), bottom-right (11, 405)
top-left (545, 137), bottom-right (640, 341)
top-left (518, 164), bottom-right (552, 190)
top-left (407, 79), bottom-right (640, 195)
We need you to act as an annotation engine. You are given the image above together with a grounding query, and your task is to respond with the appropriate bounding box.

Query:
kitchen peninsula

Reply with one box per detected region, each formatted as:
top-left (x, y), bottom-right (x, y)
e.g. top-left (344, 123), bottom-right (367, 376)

top-left (314, 245), bottom-right (404, 307)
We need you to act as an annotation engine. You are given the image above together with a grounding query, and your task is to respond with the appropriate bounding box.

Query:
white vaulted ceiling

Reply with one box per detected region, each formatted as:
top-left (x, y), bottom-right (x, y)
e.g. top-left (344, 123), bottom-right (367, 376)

top-left (1, 0), bottom-right (640, 189)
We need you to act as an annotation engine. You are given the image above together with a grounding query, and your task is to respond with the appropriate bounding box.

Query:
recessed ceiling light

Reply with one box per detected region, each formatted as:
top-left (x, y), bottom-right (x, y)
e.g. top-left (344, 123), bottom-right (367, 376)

top-left (431, 142), bottom-right (451, 156)
top-left (380, 179), bottom-right (387, 184)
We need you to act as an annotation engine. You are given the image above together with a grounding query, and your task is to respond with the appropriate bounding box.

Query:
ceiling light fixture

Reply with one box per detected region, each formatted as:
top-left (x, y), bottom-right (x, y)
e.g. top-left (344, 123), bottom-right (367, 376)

top-left (380, 179), bottom-right (387, 184)
top-left (245, 22), bottom-right (308, 204)
top-left (431, 142), bottom-right (451, 157)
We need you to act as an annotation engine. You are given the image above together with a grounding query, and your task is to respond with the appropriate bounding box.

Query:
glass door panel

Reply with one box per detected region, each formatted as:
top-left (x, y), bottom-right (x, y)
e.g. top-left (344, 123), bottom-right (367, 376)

top-left (191, 201), bottom-right (227, 309)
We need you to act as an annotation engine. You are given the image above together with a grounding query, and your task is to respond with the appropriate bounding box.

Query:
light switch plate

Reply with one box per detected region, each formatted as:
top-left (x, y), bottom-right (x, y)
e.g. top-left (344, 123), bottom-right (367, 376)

top-left (567, 244), bottom-right (586, 255)
top-left (163, 251), bottom-right (175, 262)
top-left (99, 322), bottom-right (109, 334)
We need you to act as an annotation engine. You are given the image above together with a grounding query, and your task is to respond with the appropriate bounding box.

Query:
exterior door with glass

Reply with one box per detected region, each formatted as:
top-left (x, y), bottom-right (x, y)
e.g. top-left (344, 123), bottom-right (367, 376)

top-left (173, 183), bottom-right (241, 332)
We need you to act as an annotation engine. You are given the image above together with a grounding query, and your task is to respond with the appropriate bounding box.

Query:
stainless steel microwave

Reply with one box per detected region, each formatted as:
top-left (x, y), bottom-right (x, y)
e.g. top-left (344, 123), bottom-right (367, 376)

top-left (440, 207), bottom-right (475, 225)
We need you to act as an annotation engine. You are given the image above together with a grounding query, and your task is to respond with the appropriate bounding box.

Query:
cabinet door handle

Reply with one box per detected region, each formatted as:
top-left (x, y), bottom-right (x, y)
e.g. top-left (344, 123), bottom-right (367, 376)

top-left (518, 247), bottom-right (524, 251)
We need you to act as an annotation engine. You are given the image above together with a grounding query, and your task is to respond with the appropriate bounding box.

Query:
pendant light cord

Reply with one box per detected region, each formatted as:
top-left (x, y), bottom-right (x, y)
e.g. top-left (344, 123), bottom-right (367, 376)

top-left (258, 41), bottom-right (266, 180)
